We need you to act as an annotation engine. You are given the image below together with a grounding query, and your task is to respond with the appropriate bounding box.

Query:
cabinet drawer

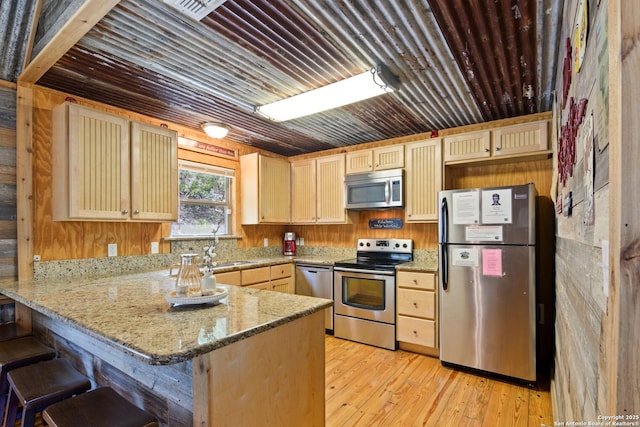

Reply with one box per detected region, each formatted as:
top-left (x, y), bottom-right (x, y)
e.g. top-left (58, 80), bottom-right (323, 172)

top-left (270, 278), bottom-right (293, 293)
top-left (270, 263), bottom-right (293, 280)
top-left (246, 282), bottom-right (269, 290)
top-left (241, 267), bottom-right (271, 285)
top-left (397, 289), bottom-right (435, 319)
top-left (397, 271), bottom-right (436, 290)
top-left (214, 271), bottom-right (241, 286)
top-left (397, 316), bottom-right (436, 348)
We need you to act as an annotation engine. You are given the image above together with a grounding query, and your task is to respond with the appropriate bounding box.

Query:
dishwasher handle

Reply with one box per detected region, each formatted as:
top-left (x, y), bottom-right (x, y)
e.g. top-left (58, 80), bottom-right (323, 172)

top-left (296, 264), bottom-right (333, 272)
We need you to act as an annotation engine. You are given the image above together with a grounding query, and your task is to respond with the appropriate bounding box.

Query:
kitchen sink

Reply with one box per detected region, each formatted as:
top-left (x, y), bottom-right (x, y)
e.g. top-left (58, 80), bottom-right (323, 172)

top-left (214, 261), bottom-right (258, 268)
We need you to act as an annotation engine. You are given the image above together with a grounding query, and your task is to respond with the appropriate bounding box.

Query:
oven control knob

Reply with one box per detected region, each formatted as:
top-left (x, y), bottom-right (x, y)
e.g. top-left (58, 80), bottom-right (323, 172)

top-left (366, 242), bottom-right (371, 247)
top-left (359, 242), bottom-right (364, 247)
top-left (403, 243), bottom-right (408, 248)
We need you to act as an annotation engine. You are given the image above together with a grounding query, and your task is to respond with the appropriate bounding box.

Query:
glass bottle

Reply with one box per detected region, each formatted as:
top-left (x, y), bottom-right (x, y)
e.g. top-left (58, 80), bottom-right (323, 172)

top-left (176, 253), bottom-right (202, 297)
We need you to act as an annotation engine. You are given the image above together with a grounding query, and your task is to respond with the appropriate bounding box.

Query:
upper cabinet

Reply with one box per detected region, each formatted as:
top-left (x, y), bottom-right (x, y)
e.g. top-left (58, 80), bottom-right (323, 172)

top-left (291, 158), bottom-right (316, 224)
top-left (290, 154), bottom-right (349, 224)
top-left (443, 130), bottom-right (491, 163)
top-left (241, 153), bottom-right (291, 224)
top-left (443, 120), bottom-right (549, 164)
top-left (345, 145), bottom-right (404, 174)
top-left (130, 122), bottom-right (179, 221)
top-left (51, 102), bottom-right (178, 222)
top-left (491, 120), bottom-right (549, 158)
top-left (316, 154), bottom-right (348, 223)
top-left (405, 138), bottom-right (442, 222)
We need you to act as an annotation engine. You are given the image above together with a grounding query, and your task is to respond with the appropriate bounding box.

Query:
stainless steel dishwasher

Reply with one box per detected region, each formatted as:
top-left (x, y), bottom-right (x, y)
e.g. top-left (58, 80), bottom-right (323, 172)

top-left (295, 263), bottom-right (334, 332)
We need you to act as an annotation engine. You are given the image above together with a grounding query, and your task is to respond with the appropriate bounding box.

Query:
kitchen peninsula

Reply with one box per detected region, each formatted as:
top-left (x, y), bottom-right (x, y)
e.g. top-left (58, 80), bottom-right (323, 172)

top-left (0, 269), bottom-right (331, 426)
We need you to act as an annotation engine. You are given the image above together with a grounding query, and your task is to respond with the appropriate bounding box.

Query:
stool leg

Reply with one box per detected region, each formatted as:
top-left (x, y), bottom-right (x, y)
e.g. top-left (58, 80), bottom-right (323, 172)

top-left (0, 371), bottom-right (7, 424)
top-left (2, 386), bottom-right (18, 427)
top-left (21, 407), bottom-right (36, 427)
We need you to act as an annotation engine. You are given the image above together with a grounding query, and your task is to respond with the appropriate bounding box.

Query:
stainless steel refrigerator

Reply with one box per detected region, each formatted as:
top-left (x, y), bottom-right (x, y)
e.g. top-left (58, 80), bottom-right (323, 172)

top-left (438, 183), bottom-right (537, 383)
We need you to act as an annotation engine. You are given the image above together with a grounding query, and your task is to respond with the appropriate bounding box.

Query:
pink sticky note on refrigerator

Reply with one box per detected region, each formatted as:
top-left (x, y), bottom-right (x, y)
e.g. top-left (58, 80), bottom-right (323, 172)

top-left (482, 249), bottom-right (503, 276)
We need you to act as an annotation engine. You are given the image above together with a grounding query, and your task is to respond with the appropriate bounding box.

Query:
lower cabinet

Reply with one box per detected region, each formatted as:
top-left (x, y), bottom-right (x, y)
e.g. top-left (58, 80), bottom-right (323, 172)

top-left (214, 271), bottom-right (241, 286)
top-left (396, 270), bottom-right (438, 356)
top-left (216, 263), bottom-right (294, 293)
top-left (268, 264), bottom-right (294, 293)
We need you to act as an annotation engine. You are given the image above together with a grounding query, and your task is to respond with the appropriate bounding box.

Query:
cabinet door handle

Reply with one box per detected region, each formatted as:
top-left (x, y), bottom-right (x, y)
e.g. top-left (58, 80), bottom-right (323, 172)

top-left (121, 210), bottom-right (128, 215)
top-left (133, 209), bottom-right (140, 215)
top-left (495, 146), bottom-right (501, 151)
top-left (413, 301), bottom-right (418, 308)
top-left (484, 148), bottom-right (490, 152)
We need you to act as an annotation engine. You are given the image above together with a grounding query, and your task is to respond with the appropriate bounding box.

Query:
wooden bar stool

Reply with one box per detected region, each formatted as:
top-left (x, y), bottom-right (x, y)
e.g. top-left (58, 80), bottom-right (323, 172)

top-left (3, 358), bottom-right (91, 427)
top-left (0, 323), bottom-right (30, 342)
top-left (0, 336), bottom-right (55, 423)
top-left (42, 387), bottom-right (159, 427)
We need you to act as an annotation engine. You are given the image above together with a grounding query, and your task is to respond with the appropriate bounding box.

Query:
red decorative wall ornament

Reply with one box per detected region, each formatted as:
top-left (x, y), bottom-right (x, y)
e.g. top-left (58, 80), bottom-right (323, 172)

top-left (562, 37), bottom-right (572, 109)
top-left (558, 97), bottom-right (588, 186)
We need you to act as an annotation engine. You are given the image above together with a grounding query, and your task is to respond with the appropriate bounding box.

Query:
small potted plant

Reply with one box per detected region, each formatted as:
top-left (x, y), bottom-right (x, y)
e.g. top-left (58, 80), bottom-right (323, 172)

top-left (201, 223), bottom-right (221, 294)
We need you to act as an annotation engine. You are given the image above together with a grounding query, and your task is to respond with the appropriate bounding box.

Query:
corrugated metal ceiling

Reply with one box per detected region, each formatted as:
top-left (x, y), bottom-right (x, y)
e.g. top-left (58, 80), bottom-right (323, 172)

top-left (4, 0), bottom-right (563, 156)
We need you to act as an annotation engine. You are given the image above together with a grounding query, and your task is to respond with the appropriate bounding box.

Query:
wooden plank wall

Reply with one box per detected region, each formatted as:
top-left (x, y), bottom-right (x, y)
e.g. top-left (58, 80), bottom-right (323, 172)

top-left (31, 86), bottom-right (283, 261)
top-left (0, 85), bottom-right (17, 280)
top-left (550, 0), bottom-right (611, 421)
top-left (611, 0), bottom-right (640, 415)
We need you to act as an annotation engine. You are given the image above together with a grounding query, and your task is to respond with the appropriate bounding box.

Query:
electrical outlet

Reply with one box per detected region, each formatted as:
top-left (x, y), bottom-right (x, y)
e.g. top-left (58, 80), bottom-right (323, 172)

top-left (108, 243), bottom-right (117, 257)
top-left (299, 237), bottom-right (304, 246)
top-left (263, 238), bottom-right (268, 247)
top-left (151, 242), bottom-right (159, 254)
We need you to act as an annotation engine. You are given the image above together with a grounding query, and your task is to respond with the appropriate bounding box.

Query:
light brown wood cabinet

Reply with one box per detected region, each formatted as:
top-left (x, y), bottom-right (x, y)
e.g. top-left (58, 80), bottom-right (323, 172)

top-left (444, 120), bottom-right (549, 164)
top-left (214, 270), bottom-right (241, 286)
top-left (345, 145), bottom-right (404, 174)
top-left (52, 102), bottom-right (178, 222)
top-left (404, 138), bottom-right (442, 222)
top-left (396, 270), bottom-right (438, 354)
top-left (291, 158), bottom-right (316, 223)
top-left (222, 263), bottom-right (294, 293)
top-left (290, 154), bottom-right (349, 224)
top-left (240, 153), bottom-right (291, 224)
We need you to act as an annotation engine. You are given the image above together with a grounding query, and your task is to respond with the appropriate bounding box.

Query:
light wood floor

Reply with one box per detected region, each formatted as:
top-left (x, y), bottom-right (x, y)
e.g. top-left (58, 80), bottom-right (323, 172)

top-left (325, 335), bottom-right (553, 427)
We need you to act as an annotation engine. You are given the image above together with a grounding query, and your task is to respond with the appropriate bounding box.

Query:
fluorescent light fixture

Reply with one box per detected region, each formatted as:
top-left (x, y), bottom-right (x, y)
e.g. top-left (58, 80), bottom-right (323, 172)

top-left (201, 122), bottom-right (230, 139)
top-left (255, 64), bottom-right (399, 122)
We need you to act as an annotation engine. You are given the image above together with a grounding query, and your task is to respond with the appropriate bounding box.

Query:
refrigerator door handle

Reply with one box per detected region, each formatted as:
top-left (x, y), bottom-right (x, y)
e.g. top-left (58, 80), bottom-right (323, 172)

top-left (440, 197), bottom-right (449, 290)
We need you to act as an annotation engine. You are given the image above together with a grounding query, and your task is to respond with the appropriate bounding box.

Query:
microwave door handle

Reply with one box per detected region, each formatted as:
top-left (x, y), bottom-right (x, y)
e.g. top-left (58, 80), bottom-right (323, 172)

top-left (385, 181), bottom-right (390, 203)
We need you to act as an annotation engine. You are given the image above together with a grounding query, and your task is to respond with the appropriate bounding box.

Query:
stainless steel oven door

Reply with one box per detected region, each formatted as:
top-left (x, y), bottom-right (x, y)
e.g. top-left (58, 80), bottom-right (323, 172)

top-left (333, 267), bottom-right (395, 324)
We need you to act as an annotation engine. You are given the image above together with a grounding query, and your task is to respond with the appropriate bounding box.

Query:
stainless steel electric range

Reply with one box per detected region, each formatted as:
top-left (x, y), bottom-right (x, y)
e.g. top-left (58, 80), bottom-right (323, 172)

top-left (333, 238), bottom-right (413, 350)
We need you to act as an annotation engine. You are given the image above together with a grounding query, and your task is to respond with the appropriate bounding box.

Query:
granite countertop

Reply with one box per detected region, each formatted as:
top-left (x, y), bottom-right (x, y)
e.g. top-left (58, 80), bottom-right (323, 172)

top-left (396, 260), bottom-right (439, 272)
top-left (0, 270), bottom-right (332, 366)
top-left (206, 255), bottom-right (349, 273)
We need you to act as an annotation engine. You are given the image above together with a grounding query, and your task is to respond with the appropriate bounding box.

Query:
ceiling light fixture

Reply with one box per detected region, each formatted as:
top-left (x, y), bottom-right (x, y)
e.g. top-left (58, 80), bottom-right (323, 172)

top-left (255, 64), bottom-right (399, 122)
top-left (201, 122), bottom-right (230, 139)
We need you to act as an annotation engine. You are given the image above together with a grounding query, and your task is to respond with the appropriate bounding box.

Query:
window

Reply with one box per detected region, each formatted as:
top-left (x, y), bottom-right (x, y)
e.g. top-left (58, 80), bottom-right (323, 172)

top-left (171, 160), bottom-right (233, 236)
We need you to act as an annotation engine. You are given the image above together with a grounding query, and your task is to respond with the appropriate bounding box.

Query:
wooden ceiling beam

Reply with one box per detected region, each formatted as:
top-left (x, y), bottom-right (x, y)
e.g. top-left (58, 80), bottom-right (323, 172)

top-left (18, 0), bottom-right (120, 84)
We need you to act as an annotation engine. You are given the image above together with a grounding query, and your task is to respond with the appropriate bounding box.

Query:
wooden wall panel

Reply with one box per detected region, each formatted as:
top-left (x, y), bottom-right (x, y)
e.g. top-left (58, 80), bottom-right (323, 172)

top-left (0, 87), bottom-right (17, 278)
top-left (31, 86), bottom-right (262, 261)
top-left (286, 212), bottom-right (438, 250)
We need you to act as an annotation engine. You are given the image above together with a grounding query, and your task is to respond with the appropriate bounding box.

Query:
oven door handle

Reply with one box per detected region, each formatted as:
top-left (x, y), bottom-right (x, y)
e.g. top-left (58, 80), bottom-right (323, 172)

top-left (334, 267), bottom-right (395, 276)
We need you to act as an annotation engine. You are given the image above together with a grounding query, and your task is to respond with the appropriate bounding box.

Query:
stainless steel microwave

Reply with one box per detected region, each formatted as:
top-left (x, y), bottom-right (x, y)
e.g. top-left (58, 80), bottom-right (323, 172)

top-left (344, 168), bottom-right (404, 210)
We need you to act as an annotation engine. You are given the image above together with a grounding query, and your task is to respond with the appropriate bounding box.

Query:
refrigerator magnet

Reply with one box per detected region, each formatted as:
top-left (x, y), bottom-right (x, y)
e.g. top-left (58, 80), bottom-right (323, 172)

top-left (452, 191), bottom-right (480, 225)
top-left (452, 248), bottom-right (479, 267)
top-left (481, 189), bottom-right (513, 224)
top-left (482, 249), bottom-right (503, 276)
top-left (465, 225), bottom-right (503, 242)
